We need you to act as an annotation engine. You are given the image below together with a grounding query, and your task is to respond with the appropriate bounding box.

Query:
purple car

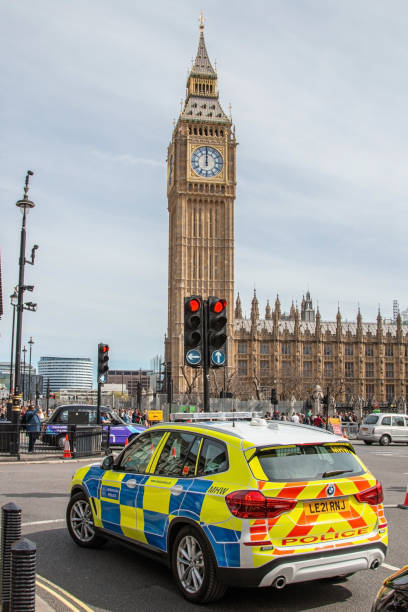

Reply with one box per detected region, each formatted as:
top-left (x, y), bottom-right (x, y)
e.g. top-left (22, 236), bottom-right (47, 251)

top-left (42, 404), bottom-right (145, 448)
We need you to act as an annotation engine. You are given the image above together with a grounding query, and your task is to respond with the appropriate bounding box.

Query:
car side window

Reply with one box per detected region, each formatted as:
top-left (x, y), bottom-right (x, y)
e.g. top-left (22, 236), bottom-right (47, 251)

top-left (119, 431), bottom-right (163, 473)
top-left (155, 432), bottom-right (197, 477)
top-left (56, 409), bottom-right (68, 423)
top-left (392, 416), bottom-right (405, 427)
top-left (382, 416), bottom-right (391, 426)
top-left (197, 439), bottom-right (228, 476)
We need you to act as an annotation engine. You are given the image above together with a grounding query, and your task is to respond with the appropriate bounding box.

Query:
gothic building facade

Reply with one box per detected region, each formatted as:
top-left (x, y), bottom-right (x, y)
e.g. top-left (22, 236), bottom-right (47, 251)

top-left (234, 291), bottom-right (408, 406)
top-left (165, 19), bottom-right (407, 407)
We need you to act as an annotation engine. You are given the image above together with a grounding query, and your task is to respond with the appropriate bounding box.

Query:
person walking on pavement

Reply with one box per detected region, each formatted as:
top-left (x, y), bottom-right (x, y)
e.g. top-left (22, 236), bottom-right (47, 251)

top-left (25, 404), bottom-right (42, 452)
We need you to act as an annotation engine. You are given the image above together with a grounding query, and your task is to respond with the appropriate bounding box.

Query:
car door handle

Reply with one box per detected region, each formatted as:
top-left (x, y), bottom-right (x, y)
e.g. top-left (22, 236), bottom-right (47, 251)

top-left (171, 485), bottom-right (184, 496)
top-left (125, 479), bottom-right (138, 489)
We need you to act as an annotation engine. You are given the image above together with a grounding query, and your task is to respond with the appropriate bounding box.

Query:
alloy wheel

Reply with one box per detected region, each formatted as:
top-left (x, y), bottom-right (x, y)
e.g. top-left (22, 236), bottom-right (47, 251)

top-left (176, 534), bottom-right (205, 594)
top-left (70, 499), bottom-right (95, 543)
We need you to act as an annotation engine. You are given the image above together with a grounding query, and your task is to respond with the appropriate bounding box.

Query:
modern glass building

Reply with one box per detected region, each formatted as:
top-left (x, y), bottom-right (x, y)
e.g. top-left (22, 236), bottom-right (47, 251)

top-left (38, 357), bottom-right (93, 393)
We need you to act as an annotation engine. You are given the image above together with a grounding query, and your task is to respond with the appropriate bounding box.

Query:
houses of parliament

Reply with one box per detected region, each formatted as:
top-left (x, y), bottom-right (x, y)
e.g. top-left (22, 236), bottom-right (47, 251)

top-left (165, 17), bottom-right (408, 407)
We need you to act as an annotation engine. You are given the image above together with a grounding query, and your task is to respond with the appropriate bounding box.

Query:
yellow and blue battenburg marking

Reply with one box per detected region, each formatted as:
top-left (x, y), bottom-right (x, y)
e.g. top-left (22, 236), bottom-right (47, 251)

top-left (75, 463), bottom-right (242, 567)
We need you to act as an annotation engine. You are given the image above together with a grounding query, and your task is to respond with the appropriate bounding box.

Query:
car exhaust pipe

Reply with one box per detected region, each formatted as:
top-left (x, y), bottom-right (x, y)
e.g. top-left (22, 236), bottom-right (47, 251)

top-left (370, 559), bottom-right (380, 570)
top-left (273, 576), bottom-right (287, 589)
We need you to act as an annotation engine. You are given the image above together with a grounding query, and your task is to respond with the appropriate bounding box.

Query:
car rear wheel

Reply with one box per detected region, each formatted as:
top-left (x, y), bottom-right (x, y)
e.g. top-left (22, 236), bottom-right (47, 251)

top-left (66, 492), bottom-right (106, 548)
top-left (172, 526), bottom-right (226, 603)
top-left (379, 435), bottom-right (391, 446)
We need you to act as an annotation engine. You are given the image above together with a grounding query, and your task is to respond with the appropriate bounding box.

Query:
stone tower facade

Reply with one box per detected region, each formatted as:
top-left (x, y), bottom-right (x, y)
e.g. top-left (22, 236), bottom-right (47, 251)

top-left (165, 17), bottom-right (237, 394)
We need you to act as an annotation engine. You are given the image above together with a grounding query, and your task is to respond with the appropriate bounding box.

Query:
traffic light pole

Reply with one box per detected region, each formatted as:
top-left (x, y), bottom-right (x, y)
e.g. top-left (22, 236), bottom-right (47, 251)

top-left (97, 381), bottom-right (101, 425)
top-left (203, 300), bottom-right (209, 412)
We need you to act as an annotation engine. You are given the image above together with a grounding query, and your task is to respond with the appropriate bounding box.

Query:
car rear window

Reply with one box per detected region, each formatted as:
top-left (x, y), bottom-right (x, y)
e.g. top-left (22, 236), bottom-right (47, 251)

top-left (363, 415), bottom-right (379, 425)
top-left (253, 444), bottom-right (364, 482)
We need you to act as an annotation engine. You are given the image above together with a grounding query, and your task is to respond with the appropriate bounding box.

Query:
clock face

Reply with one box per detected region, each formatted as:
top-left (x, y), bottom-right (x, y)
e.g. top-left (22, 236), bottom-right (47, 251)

top-left (191, 146), bottom-right (223, 178)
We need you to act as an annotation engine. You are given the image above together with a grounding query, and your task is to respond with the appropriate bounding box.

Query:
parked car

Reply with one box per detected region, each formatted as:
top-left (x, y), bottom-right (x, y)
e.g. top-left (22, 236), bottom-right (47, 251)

top-left (371, 564), bottom-right (408, 610)
top-left (42, 404), bottom-right (145, 448)
top-left (66, 416), bottom-right (387, 603)
top-left (358, 413), bottom-right (408, 446)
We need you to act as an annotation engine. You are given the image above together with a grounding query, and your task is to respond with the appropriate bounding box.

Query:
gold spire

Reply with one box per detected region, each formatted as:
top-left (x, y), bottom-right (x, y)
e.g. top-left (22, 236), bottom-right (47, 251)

top-left (200, 11), bottom-right (204, 31)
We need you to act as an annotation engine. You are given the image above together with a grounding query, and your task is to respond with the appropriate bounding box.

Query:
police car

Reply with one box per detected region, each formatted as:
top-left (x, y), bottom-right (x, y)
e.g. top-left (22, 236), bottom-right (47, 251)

top-left (66, 413), bottom-right (387, 603)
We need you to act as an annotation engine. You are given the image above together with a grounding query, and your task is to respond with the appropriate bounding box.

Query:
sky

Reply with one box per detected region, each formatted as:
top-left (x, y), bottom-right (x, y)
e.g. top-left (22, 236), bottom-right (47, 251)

top-left (1, 0), bottom-right (408, 374)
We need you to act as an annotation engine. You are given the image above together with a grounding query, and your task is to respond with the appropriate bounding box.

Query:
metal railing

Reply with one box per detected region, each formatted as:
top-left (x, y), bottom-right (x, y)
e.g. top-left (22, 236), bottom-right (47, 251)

top-left (0, 422), bottom-right (108, 459)
top-left (340, 422), bottom-right (359, 439)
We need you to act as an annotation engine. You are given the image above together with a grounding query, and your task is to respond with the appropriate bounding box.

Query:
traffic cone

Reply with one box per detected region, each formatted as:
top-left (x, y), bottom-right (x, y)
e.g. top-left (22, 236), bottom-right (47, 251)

top-left (125, 438), bottom-right (129, 446)
top-left (398, 482), bottom-right (408, 509)
top-left (63, 434), bottom-right (72, 459)
top-left (171, 446), bottom-right (176, 458)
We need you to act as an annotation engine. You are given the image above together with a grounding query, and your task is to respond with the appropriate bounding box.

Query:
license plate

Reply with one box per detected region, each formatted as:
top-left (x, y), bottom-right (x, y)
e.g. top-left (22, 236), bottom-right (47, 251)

top-left (305, 498), bottom-right (350, 515)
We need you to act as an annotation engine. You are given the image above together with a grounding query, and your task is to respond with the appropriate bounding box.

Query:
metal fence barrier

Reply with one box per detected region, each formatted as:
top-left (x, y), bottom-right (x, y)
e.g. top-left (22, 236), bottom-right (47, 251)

top-left (0, 423), bottom-right (107, 459)
top-left (340, 422), bottom-right (359, 439)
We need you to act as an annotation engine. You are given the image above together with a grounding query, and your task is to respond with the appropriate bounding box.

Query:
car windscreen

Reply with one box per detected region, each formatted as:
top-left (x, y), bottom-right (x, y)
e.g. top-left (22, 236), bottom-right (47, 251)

top-left (363, 415), bottom-right (379, 425)
top-left (253, 444), bottom-right (364, 482)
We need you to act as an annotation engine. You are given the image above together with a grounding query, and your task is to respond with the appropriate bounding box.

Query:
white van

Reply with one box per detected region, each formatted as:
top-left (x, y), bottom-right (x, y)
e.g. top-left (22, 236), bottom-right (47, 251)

top-left (358, 413), bottom-right (408, 445)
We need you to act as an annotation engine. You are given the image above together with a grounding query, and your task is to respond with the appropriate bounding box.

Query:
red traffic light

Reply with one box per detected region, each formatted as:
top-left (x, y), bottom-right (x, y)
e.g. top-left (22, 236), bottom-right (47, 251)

top-left (101, 345), bottom-right (109, 353)
top-left (188, 298), bottom-right (201, 313)
top-left (212, 299), bottom-right (227, 313)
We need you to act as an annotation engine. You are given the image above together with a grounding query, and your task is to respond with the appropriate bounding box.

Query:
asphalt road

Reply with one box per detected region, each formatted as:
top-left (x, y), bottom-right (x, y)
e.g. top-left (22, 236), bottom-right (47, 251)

top-left (1, 441), bottom-right (407, 611)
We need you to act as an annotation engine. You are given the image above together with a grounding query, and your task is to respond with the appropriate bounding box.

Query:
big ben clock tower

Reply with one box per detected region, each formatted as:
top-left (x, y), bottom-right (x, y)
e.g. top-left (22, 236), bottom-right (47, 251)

top-left (166, 16), bottom-right (236, 395)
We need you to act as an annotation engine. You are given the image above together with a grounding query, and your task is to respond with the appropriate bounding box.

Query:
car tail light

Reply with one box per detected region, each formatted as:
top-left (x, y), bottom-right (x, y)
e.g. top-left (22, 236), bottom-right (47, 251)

top-left (355, 481), bottom-right (384, 505)
top-left (225, 490), bottom-right (296, 519)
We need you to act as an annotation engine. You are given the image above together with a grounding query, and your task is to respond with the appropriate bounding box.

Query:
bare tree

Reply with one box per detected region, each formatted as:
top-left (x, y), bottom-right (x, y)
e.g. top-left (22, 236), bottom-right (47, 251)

top-left (181, 366), bottom-right (200, 404)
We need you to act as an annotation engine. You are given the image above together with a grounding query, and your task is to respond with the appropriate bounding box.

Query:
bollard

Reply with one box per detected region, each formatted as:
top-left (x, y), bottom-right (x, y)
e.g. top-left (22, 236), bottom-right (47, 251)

top-left (10, 538), bottom-right (36, 612)
top-left (1, 502), bottom-right (22, 612)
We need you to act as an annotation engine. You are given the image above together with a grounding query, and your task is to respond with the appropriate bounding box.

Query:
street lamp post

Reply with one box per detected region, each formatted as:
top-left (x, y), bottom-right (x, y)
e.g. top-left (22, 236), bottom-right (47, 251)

top-left (9, 289), bottom-right (18, 395)
top-left (28, 336), bottom-right (34, 402)
top-left (13, 170), bottom-right (38, 424)
top-left (22, 346), bottom-right (27, 402)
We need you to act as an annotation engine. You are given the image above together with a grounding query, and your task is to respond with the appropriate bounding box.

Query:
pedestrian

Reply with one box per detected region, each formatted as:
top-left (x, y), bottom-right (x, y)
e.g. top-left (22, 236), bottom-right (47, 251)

top-left (313, 414), bottom-right (324, 428)
top-left (37, 407), bottom-right (45, 421)
top-left (292, 412), bottom-right (300, 424)
top-left (25, 404), bottom-right (42, 452)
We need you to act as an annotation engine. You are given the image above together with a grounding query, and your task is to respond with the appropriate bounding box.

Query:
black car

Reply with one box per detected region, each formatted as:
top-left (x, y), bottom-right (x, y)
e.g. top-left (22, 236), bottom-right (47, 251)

top-left (371, 565), bottom-right (408, 611)
top-left (41, 404), bottom-right (145, 448)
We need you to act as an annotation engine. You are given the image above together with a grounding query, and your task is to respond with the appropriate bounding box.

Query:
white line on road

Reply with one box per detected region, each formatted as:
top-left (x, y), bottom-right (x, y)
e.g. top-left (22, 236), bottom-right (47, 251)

top-left (22, 519), bottom-right (64, 527)
top-left (383, 504), bottom-right (398, 508)
top-left (382, 563), bottom-right (400, 572)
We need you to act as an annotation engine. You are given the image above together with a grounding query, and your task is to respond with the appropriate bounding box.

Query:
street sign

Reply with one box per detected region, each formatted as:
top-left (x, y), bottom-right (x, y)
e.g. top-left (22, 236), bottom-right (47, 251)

top-left (148, 410), bottom-right (163, 422)
top-left (186, 349), bottom-right (202, 366)
top-left (211, 349), bottom-right (226, 366)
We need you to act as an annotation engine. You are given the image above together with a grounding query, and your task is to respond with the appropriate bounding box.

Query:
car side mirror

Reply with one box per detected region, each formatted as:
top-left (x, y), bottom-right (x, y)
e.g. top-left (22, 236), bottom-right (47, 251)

top-left (101, 454), bottom-right (114, 470)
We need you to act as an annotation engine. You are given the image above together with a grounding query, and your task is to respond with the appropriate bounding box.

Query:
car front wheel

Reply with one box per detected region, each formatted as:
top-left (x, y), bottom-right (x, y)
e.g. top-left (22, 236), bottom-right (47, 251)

top-left (172, 526), bottom-right (226, 603)
top-left (379, 435), bottom-right (391, 446)
top-left (66, 492), bottom-right (106, 548)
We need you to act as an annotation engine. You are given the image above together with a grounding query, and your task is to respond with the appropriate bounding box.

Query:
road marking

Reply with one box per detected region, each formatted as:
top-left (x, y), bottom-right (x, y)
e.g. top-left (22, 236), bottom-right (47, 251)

top-left (381, 563), bottom-right (400, 572)
top-left (383, 504), bottom-right (398, 508)
top-left (22, 519), bottom-right (65, 527)
top-left (37, 574), bottom-right (94, 612)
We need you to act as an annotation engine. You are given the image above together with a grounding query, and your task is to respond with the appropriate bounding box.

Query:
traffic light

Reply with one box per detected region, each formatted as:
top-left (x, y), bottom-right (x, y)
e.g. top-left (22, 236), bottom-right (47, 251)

top-left (98, 343), bottom-right (110, 382)
top-left (208, 297), bottom-right (227, 368)
top-left (184, 296), bottom-right (203, 367)
top-left (271, 388), bottom-right (278, 405)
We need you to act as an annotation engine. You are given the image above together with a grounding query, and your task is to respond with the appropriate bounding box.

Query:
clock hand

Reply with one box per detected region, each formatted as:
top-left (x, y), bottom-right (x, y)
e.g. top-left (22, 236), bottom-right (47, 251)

top-left (205, 147), bottom-right (208, 166)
